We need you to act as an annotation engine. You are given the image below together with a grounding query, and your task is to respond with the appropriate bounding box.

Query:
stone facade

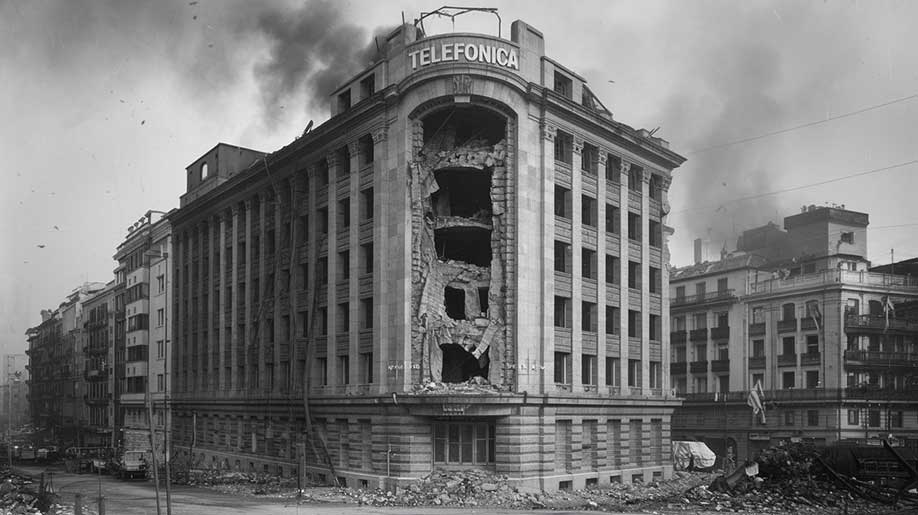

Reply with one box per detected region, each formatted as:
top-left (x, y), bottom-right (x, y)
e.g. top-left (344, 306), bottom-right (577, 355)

top-left (168, 18), bottom-right (684, 491)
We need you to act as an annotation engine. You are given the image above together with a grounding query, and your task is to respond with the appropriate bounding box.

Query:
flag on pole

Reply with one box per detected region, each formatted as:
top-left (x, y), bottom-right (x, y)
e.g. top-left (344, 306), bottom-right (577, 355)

top-left (883, 296), bottom-right (895, 333)
top-left (810, 303), bottom-right (822, 331)
top-left (747, 380), bottom-right (766, 424)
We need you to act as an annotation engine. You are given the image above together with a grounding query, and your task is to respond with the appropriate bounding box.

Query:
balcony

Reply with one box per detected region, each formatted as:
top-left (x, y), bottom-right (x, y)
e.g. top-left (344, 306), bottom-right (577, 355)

top-left (801, 317), bottom-right (822, 331)
top-left (845, 315), bottom-right (918, 333)
top-left (777, 318), bottom-right (797, 333)
top-left (844, 349), bottom-right (918, 368)
top-left (689, 328), bottom-right (708, 342)
top-left (843, 386), bottom-right (916, 401)
top-left (670, 362), bottom-right (686, 375)
top-left (748, 356), bottom-right (766, 369)
top-left (710, 326), bottom-right (730, 340)
top-left (801, 352), bottom-right (821, 366)
top-left (671, 289), bottom-right (735, 308)
top-left (750, 269), bottom-right (918, 295)
top-left (711, 359), bottom-right (730, 373)
top-left (749, 323), bottom-right (766, 337)
top-left (777, 353), bottom-right (797, 367)
top-left (690, 360), bottom-right (708, 374)
top-left (671, 331), bottom-right (687, 345)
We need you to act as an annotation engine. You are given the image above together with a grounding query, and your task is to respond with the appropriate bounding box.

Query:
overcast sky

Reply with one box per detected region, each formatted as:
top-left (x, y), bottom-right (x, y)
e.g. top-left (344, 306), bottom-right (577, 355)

top-left (2, 0), bottom-right (917, 355)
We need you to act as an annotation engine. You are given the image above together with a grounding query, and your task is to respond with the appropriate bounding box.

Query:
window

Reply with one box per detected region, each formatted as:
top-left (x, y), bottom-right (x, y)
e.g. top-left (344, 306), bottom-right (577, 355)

top-left (672, 315), bottom-right (685, 331)
top-left (317, 207), bottom-right (329, 235)
top-left (782, 337), bottom-right (795, 356)
top-left (318, 307), bottom-right (328, 335)
top-left (582, 195), bottom-right (597, 226)
top-left (717, 375), bottom-right (729, 393)
top-left (556, 420), bottom-right (573, 473)
top-left (627, 359), bottom-right (641, 387)
top-left (782, 303), bottom-right (795, 321)
top-left (649, 361), bottom-right (662, 389)
top-left (605, 357), bottom-right (620, 386)
top-left (338, 198), bottom-right (350, 228)
top-left (752, 306), bottom-right (765, 324)
top-left (337, 355), bottom-right (350, 385)
top-left (784, 411), bottom-right (795, 426)
top-left (317, 257), bottom-right (328, 285)
top-left (805, 370), bottom-right (819, 389)
top-left (649, 314), bottom-right (661, 341)
top-left (582, 248), bottom-right (597, 279)
top-left (200, 162), bottom-right (209, 180)
top-left (582, 302), bottom-right (597, 332)
top-left (868, 410), bottom-right (880, 428)
top-left (360, 352), bottom-right (373, 384)
top-left (553, 71), bottom-right (573, 98)
top-left (806, 335), bottom-right (819, 355)
top-left (581, 354), bottom-right (597, 386)
top-left (845, 299), bottom-right (859, 317)
top-left (605, 204), bottom-right (620, 234)
top-left (337, 145), bottom-right (351, 176)
top-left (581, 143), bottom-right (598, 175)
top-left (337, 90), bottom-right (351, 111)
top-left (359, 74), bottom-right (375, 99)
top-left (605, 306), bottom-right (620, 335)
top-left (554, 352), bottom-right (571, 384)
top-left (649, 220), bottom-right (662, 247)
top-left (157, 274), bottom-right (165, 293)
top-left (338, 250), bottom-right (350, 280)
top-left (627, 212), bottom-right (641, 241)
top-left (554, 241), bottom-right (572, 274)
top-left (628, 261), bottom-right (641, 289)
top-left (628, 165), bottom-right (643, 192)
top-left (582, 420), bottom-right (597, 469)
top-left (752, 373), bottom-right (764, 388)
top-left (360, 298), bottom-right (373, 329)
top-left (361, 243), bottom-right (373, 275)
top-left (433, 422), bottom-right (495, 465)
top-left (782, 371), bottom-right (795, 389)
top-left (693, 312), bottom-right (707, 329)
top-left (648, 174), bottom-right (662, 200)
top-left (554, 186), bottom-right (572, 218)
top-left (605, 255), bottom-right (620, 285)
top-left (156, 308), bottom-right (165, 327)
top-left (360, 188), bottom-right (374, 221)
top-left (649, 266), bottom-right (661, 293)
top-left (628, 310), bottom-right (641, 338)
top-left (554, 130), bottom-right (573, 164)
top-left (890, 411), bottom-right (903, 428)
top-left (554, 296), bottom-right (571, 328)
top-left (752, 339), bottom-right (765, 358)
top-left (847, 409), bottom-right (859, 425)
top-left (606, 154), bottom-right (621, 183)
top-left (358, 134), bottom-right (374, 166)
top-left (840, 231), bottom-right (854, 244)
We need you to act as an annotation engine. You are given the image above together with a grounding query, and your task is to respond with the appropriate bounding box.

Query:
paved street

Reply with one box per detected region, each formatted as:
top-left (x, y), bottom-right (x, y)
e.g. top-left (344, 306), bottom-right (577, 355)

top-left (13, 465), bottom-right (604, 515)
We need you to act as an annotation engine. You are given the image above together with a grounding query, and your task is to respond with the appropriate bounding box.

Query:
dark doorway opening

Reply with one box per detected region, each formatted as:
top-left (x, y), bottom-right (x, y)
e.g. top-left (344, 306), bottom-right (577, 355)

top-left (441, 346), bottom-right (489, 383)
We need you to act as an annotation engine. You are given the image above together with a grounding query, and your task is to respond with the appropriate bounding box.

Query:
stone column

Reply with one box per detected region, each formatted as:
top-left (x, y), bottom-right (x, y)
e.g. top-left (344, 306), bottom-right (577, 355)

top-left (371, 127), bottom-right (387, 394)
top-left (217, 212), bottom-right (228, 392)
top-left (618, 161), bottom-right (631, 394)
top-left (540, 122), bottom-right (557, 394)
top-left (347, 140), bottom-right (360, 389)
top-left (229, 203), bottom-right (240, 393)
top-left (640, 168), bottom-right (652, 394)
top-left (570, 137), bottom-right (584, 389)
top-left (325, 151), bottom-right (339, 387)
top-left (596, 151), bottom-right (608, 392)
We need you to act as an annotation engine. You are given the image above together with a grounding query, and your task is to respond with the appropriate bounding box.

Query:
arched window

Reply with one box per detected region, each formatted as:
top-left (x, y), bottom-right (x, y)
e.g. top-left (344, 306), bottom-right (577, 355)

top-left (201, 162), bottom-right (209, 180)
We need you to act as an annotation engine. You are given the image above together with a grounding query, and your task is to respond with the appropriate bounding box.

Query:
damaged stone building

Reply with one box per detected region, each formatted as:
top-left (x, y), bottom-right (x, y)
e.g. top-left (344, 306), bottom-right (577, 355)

top-left (168, 18), bottom-right (684, 491)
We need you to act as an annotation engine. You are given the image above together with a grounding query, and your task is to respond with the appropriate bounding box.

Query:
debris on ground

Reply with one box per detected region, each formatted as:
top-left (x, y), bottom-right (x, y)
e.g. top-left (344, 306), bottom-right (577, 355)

top-left (0, 468), bottom-right (69, 514)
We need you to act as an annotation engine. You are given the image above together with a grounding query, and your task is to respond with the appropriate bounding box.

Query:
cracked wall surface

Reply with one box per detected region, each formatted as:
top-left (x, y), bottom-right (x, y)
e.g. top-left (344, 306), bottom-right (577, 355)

top-left (408, 104), bottom-right (515, 389)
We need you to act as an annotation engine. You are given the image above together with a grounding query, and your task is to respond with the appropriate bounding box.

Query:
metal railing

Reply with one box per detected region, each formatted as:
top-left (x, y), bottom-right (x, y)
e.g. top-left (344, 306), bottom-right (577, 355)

top-left (671, 289), bottom-right (735, 307)
top-left (750, 269), bottom-right (918, 294)
top-left (844, 349), bottom-right (918, 367)
top-left (845, 315), bottom-right (918, 332)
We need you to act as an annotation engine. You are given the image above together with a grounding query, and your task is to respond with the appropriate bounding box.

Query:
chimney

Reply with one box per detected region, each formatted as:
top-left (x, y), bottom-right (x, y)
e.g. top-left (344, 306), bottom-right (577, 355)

top-left (694, 238), bottom-right (703, 265)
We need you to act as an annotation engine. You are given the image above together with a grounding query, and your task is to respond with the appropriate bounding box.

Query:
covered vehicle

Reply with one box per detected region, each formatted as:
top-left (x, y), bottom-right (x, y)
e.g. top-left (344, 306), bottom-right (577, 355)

top-left (111, 450), bottom-right (148, 479)
top-left (672, 440), bottom-right (717, 471)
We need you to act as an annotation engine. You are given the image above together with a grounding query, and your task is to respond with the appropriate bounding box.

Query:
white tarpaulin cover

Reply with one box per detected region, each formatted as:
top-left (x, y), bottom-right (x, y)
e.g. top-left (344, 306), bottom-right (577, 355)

top-left (672, 440), bottom-right (717, 470)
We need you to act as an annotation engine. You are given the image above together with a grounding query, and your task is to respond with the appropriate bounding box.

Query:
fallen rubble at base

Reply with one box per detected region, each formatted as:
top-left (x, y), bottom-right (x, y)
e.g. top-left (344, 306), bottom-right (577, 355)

top-left (0, 470), bottom-right (67, 515)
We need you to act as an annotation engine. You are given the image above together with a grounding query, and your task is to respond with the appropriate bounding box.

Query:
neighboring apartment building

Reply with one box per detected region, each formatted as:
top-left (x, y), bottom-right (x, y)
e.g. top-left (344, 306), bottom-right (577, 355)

top-left (112, 210), bottom-right (172, 460)
top-left (25, 282), bottom-right (106, 444)
top-left (670, 205), bottom-right (918, 459)
top-left (168, 18), bottom-right (684, 490)
top-left (82, 282), bottom-right (115, 446)
top-left (1, 354), bottom-right (30, 431)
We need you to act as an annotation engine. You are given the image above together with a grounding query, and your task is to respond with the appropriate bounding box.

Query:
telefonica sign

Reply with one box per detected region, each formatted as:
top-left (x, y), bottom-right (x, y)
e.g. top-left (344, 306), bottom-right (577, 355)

top-left (409, 41), bottom-right (519, 71)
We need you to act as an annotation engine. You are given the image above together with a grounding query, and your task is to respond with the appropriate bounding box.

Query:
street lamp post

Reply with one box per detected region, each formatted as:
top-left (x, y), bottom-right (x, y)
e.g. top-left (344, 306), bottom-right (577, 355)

top-left (146, 248), bottom-right (172, 515)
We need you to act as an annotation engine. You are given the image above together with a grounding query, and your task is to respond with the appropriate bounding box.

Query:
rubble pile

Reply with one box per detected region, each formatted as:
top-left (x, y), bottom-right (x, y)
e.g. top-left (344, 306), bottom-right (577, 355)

top-left (0, 470), bottom-right (67, 515)
top-left (411, 376), bottom-right (499, 395)
top-left (182, 470), bottom-right (298, 497)
top-left (346, 469), bottom-right (540, 508)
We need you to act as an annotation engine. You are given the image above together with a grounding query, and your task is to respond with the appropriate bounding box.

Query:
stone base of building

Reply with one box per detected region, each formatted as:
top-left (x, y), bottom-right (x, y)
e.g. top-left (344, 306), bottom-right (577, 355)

top-left (171, 393), bottom-right (679, 492)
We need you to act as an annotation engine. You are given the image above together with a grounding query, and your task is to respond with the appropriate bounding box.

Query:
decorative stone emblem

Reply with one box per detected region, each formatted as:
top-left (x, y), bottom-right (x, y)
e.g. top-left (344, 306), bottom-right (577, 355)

top-left (452, 74), bottom-right (473, 95)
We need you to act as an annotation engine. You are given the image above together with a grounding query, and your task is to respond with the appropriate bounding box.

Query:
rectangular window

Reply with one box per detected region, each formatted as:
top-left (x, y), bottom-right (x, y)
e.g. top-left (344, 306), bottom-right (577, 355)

top-left (782, 337), bottom-right (795, 356)
top-left (317, 207), bottom-right (329, 235)
top-left (868, 410), bottom-right (880, 427)
top-left (628, 212), bottom-right (641, 241)
top-left (890, 411), bottom-right (903, 428)
top-left (582, 301), bottom-right (597, 332)
top-left (338, 198), bottom-right (351, 228)
top-left (555, 420), bottom-right (573, 472)
top-left (627, 359), bottom-right (641, 387)
top-left (360, 352), bottom-right (373, 384)
top-left (648, 220), bottom-right (662, 247)
top-left (752, 306), bottom-right (765, 324)
top-left (782, 371), bottom-right (795, 389)
top-left (336, 303), bottom-right (349, 333)
top-left (316, 357), bottom-right (328, 386)
top-left (337, 90), bottom-right (351, 111)
top-left (361, 243), bottom-right (373, 275)
top-left (360, 188), bottom-right (374, 221)
top-left (605, 357), bottom-right (620, 386)
top-left (847, 409), bottom-right (859, 425)
top-left (649, 361), bottom-right (661, 389)
top-left (554, 352), bottom-right (572, 384)
top-left (606, 154), bottom-right (621, 183)
top-left (784, 411), bottom-right (795, 426)
top-left (337, 355), bottom-right (350, 385)
top-left (359, 74), bottom-right (375, 98)
top-left (629, 419), bottom-right (643, 465)
top-left (628, 165), bottom-right (643, 192)
top-left (605, 204), bottom-right (620, 234)
top-left (605, 255), bottom-right (620, 285)
top-left (360, 298), bottom-right (373, 329)
top-left (338, 250), bottom-right (350, 281)
top-left (649, 314), bottom-right (661, 341)
top-left (581, 354), bottom-right (597, 386)
top-left (628, 261), bottom-right (641, 289)
top-left (433, 422), bottom-right (495, 465)
top-left (358, 134), bottom-right (374, 166)
top-left (553, 72), bottom-right (573, 99)
top-left (555, 241), bottom-right (572, 274)
top-left (582, 420), bottom-right (598, 469)
top-left (628, 310), bottom-right (641, 338)
top-left (554, 296), bottom-right (572, 328)
top-left (581, 143), bottom-right (598, 175)
top-left (554, 130), bottom-right (573, 164)
top-left (605, 306), bottom-right (620, 335)
top-left (582, 248), bottom-right (597, 279)
top-left (806, 335), bottom-right (819, 355)
top-left (649, 266), bottom-right (661, 293)
top-left (554, 185), bottom-right (572, 218)
top-left (156, 308), bottom-right (165, 327)
top-left (582, 195), bottom-right (597, 226)
top-left (807, 410), bottom-right (819, 426)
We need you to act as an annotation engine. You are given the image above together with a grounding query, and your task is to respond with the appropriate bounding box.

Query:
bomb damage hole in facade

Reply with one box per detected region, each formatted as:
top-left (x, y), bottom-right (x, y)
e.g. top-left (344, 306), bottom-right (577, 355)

top-left (412, 104), bottom-right (510, 386)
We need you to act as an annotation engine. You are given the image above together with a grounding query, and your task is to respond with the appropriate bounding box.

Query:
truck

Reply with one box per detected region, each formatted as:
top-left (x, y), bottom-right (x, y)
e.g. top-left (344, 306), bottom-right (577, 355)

top-left (110, 450), bottom-right (148, 480)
